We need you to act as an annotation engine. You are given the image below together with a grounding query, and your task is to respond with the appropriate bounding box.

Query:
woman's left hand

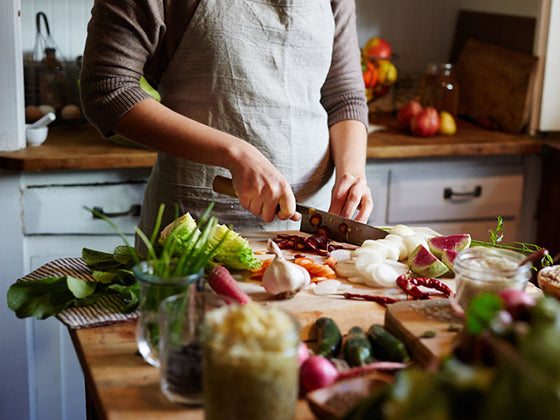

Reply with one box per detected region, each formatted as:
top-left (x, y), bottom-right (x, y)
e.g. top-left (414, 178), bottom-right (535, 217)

top-left (328, 120), bottom-right (373, 223)
top-left (329, 174), bottom-right (373, 223)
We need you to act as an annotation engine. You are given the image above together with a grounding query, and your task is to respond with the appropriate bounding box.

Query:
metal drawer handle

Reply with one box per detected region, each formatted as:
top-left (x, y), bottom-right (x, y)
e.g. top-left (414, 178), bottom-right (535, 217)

top-left (92, 204), bottom-right (141, 219)
top-left (443, 186), bottom-right (482, 200)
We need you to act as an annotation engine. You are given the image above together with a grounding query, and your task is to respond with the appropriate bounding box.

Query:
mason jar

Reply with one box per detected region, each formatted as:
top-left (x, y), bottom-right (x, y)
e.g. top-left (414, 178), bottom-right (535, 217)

top-left (452, 247), bottom-right (532, 310)
top-left (201, 303), bottom-right (300, 420)
top-left (133, 261), bottom-right (204, 367)
top-left (419, 63), bottom-right (459, 117)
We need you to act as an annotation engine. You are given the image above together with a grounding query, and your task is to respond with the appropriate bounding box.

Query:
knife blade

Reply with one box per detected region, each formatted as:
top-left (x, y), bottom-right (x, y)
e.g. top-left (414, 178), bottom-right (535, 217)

top-left (212, 176), bottom-right (387, 245)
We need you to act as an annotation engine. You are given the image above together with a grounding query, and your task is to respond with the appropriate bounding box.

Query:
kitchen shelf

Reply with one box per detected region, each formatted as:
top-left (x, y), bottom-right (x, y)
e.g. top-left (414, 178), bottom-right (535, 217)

top-left (367, 113), bottom-right (543, 159)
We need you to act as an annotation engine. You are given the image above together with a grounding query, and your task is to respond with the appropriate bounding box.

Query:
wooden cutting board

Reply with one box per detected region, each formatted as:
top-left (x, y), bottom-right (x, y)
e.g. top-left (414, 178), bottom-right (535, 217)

top-left (384, 283), bottom-right (543, 368)
top-left (455, 38), bottom-right (538, 133)
top-left (236, 230), bottom-right (434, 343)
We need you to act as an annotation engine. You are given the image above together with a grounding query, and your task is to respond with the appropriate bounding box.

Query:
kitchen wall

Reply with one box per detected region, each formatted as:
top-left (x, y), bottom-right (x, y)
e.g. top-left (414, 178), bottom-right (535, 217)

top-left (20, 0), bottom-right (541, 75)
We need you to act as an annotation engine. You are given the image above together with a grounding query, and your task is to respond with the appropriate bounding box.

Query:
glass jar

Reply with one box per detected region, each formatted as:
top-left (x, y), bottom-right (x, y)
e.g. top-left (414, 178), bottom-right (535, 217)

top-left (452, 247), bottom-right (532, 310)
top-left (133, 261), bottom-right (204, 367)
top-left (38, 47), bottom-right (66, 111)
top-left (201, 303), bottom-right (300, 420)
top-left (159, 289), bottom-right (206, 405)
top-left (419, 63), bottom-right (459, 117)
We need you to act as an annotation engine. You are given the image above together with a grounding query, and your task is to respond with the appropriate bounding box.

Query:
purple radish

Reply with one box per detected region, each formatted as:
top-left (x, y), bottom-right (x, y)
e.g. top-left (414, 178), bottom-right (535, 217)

top-left (442, 249), bottom-right (458, 272)
top-left (428, 234), bottom-right (471, 259)
top-left (408, 245), bottom-right (448, 278)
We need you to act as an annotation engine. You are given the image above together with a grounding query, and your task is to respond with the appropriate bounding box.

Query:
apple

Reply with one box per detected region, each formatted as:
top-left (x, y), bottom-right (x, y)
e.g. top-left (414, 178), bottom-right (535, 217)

top-left (397, 100), bottom-right (423, 129)
top-left (362, 37), bottom-right (392, 58)
top-left (410, 107), bottom-right (440, 137)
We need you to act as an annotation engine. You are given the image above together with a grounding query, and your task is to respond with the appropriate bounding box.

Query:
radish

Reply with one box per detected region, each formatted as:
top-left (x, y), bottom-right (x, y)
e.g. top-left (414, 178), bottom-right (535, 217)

top-left (299, 355), bottom-right (406, 394)
top-left (298, 341), bottom-right (311, 366)
top-left (207, 265), bottom-right (251, 305)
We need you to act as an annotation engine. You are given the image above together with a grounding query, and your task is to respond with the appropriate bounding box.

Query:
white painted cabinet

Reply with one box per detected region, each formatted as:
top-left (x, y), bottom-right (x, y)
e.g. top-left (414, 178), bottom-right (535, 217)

top-left (366, 155), bottom-right (537, 243)
top-left (0, 167), bottom-right (150, 420)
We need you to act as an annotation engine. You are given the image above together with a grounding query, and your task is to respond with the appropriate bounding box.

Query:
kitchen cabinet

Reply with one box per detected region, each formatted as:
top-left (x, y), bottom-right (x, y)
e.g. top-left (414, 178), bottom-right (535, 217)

top-left (0, 167), bottom-right (150, 420)
top-left (366, 155), bottom-right (537, 244)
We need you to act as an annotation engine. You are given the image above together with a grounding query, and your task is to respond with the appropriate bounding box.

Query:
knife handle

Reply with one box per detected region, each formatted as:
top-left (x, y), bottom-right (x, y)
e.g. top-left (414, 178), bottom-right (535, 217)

top-left (212, 176), bottom-right (237, 198)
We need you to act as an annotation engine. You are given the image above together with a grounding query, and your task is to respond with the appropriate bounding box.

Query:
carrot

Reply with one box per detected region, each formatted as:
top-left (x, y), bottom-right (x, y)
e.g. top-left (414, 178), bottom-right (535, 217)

top-left (208, 266), bottom-right (251, 305)
top-left (294, 258), bottom-right (337, 279)
top-left (250, 258), bottom-right (273, 280)
top-left (324, 255), bottom-right (337, 268)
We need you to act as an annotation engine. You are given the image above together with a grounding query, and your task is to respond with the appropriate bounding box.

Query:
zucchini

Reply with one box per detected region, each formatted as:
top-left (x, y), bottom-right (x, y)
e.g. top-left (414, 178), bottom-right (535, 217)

top-left (312, 317), bottom-right (342, 359)
top-left (343, 326), bottom-right (374, 367)
top-left (366, 324), bottom-right (410, 363)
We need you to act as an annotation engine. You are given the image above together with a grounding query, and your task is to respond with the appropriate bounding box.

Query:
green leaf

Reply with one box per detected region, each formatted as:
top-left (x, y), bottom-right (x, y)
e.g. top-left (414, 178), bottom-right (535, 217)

top-left (113, 245), bottom-right (136, 265)
top-left (92, 270), bottom-right (116, 284)
top-left (465, 294), bottom-right (504, 335)
top-left (7, 277), bottom-right (75, 320)
top-left (67, 275), bottom-right (96, 299)
top-left (82, 248), bottom-right (122, 271)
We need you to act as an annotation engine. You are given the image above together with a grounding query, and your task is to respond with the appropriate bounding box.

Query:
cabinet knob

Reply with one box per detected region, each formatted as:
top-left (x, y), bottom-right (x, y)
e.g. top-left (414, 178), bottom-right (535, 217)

top-left (92, 204), bottom-right (141, 219)
top-left (443, 186), bottom-right (482, 200)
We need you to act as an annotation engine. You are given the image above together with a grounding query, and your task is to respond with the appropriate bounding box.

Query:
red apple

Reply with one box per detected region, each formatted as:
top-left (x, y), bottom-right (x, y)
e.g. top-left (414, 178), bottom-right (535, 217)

top-left (362, 37), bottom-right (392, 58)
top-left (397, 100), bottom-right (423, 129)
top-left (411, 107), bottom-right (440, 137)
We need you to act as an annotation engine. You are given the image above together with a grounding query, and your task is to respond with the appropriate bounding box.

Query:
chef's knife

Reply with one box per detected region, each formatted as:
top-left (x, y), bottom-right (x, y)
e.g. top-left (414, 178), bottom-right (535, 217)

top-left (212, 176), bottom-right (387, 245)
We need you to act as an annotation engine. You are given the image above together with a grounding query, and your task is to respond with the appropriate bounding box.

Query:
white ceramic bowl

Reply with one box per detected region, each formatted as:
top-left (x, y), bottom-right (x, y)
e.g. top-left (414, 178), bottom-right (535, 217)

top-left (26, 125), bottom-right (49, 147)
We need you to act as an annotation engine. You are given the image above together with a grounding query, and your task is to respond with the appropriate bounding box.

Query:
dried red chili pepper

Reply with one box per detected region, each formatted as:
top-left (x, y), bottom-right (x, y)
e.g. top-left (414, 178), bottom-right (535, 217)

top-left (344, 293), bottom-right (399, 306)
top-left (396, 274), bottom-right (454, 300)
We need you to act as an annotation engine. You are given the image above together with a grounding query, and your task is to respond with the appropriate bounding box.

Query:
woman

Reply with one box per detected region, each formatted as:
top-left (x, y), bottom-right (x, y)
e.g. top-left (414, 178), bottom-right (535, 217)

top-left (80, 0), bottom-right (373, 239)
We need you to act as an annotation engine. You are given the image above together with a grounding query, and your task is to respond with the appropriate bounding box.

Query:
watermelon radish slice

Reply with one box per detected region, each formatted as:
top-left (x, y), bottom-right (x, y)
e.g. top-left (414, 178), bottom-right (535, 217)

top-left (441, 249), bottom-right (458, 272)
top-left (428, 234), bottom-right (471, 259)
top-left (408, 244), bottom-right (448, 278)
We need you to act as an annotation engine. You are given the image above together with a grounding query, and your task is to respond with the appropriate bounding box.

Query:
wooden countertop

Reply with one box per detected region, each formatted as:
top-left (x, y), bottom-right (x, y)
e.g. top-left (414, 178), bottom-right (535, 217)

top-left (71, 322), bottom-right (318, 420)
top-left (366, 114), bottom-right (543, 159)
top-left (0, 124), bottom-right (156, 171)
top-left (0, 117), bottom-right (545, 172)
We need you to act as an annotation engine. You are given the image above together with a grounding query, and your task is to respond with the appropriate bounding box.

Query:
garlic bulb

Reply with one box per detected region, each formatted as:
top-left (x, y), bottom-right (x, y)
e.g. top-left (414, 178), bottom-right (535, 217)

top-left (262, 239), bottom-right (310, 299)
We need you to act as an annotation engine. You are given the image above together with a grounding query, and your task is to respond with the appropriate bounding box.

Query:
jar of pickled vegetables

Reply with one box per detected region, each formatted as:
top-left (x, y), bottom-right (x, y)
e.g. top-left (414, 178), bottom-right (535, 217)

top-left (201, 303), bottom-right (300, 420)
top-left (452, 247), bottom-right (532, 309)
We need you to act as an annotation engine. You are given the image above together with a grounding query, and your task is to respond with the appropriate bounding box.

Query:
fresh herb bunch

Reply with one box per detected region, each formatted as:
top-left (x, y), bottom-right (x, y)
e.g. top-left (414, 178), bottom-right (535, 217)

top-left (89, 202), bottom-right (231, 278)
top-left (471, 216), bottom-right (553, 269)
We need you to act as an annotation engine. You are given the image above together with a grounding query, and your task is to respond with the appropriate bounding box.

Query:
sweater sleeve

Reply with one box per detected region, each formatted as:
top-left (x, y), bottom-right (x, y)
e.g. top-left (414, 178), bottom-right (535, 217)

top-left (321, 0), bottom-right (368, 129)
top-left (79, 0), bottom-right (166, 137)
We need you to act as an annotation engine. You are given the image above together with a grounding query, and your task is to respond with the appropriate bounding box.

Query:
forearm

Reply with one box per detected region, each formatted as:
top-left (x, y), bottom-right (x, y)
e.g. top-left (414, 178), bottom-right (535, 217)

top-left (113, 98), bottom-right (252, 170)
top-left (330, 119), bottom-right (368, 179)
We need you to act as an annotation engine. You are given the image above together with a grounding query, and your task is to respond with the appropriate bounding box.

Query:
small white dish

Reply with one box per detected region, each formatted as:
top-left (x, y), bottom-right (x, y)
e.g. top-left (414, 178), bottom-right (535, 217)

top-left (26, 125), bottom-right (49, 147)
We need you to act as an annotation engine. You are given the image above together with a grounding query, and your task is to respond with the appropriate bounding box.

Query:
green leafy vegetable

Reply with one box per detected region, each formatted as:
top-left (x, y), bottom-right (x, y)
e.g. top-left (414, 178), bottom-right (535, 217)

top-left (471, 216), bottom-right (553, 269)
top-left (465, 293), bottom-right (504, 335)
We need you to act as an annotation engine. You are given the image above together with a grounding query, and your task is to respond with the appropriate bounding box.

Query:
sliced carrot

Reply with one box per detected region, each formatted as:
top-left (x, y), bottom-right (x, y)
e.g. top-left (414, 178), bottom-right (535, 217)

top-left (324, 255), bottom-right (338, 268)
top-left (294, 257), bottom-right (315, 266)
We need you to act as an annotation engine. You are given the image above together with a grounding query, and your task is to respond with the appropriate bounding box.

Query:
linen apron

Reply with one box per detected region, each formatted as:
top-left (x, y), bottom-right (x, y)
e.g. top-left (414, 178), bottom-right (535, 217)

top-left (138, 0), bottom-right (336, 240)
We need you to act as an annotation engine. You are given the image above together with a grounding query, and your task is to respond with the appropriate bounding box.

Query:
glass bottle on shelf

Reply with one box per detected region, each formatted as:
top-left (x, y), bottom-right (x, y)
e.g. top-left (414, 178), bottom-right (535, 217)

top-left (419, 63), bottom-right (459, 117)
top-left (38, 47), bottom-right (66, 111)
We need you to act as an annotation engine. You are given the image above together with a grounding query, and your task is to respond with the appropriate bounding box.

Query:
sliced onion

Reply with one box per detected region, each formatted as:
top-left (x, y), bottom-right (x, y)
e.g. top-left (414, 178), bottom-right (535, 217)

top-left (358, 240), bottom-right (389, 259)
top-left (389, 224), bottom-right (416, 237)
top-left (313, 280), bottom-right (341, 295)
top-left (334, 259), bottom-right (359, 278)
top-left (329, 249), bottom-right (352, 262)
top-left (376, 239), bottom-right (400, 261)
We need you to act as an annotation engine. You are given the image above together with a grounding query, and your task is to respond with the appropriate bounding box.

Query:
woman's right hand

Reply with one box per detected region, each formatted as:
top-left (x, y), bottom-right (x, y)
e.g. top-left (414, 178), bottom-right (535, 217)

top-left (228, 144), bottom-right (299, 223)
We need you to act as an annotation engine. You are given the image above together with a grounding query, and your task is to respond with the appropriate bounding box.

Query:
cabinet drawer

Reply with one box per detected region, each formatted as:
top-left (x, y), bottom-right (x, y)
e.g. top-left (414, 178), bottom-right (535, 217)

top-left (387, 164), bottom-right (523, 224)
top-left (23, 182), bottom-right (146, 235)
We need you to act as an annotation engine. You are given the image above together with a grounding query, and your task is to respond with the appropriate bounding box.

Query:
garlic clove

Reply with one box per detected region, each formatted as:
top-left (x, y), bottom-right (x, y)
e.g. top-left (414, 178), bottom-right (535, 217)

top-left (262, 239), bottom-right (311, 299)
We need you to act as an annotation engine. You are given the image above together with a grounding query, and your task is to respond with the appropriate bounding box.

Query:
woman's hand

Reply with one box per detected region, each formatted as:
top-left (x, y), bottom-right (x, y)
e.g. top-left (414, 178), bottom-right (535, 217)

top-left (329, 174), bottom-right (373, 223)
top-left (328, 120), bottom-right (373, 223)
top-left (228, 144), bottom-right (300, 223)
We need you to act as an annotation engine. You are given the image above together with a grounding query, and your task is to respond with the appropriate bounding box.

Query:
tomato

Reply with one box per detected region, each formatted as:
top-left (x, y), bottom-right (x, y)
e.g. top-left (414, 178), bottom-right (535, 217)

top-left (362, 37), bottom-right (392, 58)
top-left (362, 60), bottom-right (378, 89)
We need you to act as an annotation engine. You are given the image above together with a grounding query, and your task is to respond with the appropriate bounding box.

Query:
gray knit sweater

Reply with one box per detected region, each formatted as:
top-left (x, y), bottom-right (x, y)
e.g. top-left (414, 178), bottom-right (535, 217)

top-left (80, 0), bottom-right (368, 137)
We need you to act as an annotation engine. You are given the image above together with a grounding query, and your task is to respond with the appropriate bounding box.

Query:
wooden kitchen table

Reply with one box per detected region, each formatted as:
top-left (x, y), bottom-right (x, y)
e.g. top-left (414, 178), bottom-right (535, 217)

top-left (69, 318), bottom-right (335, 420)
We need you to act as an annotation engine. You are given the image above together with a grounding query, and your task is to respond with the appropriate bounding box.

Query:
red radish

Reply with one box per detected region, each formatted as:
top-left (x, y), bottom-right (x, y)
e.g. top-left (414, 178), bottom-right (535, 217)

top-left (498, 289), bottom-right (536, 321)
top-left (299, 355), bottom-right (406, 394)
top-left (207, 266), bottom-right (251, 305)
top-left (411, 106), bottom-right (440, 137)
top-left (297, 341), bottom-right (311, 366)
top-left (397, 100), bottom-right (423, 129)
